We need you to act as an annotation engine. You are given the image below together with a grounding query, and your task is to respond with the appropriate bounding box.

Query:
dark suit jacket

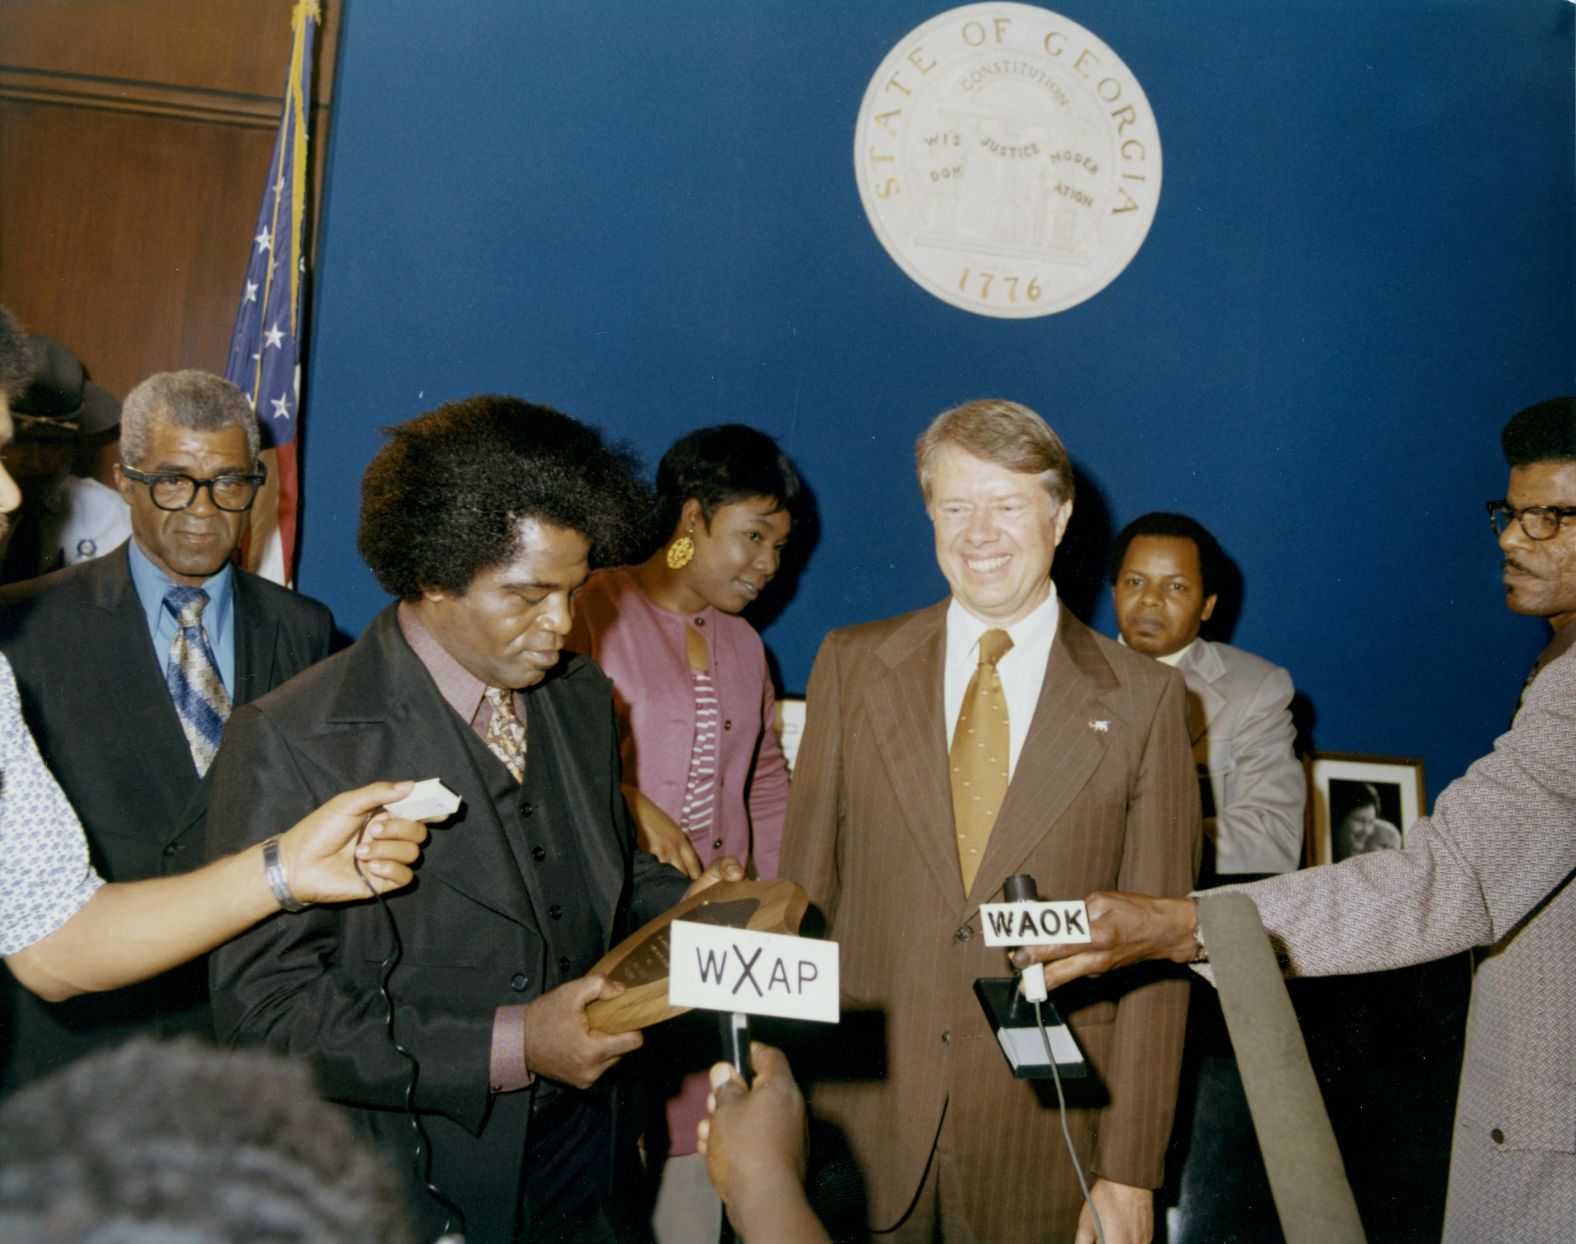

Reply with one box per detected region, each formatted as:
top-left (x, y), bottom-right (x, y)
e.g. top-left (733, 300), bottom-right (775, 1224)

top-left (781, 603), bottom-right (1200, 1241)
top-left (206, 606), bottom-right (689, 1242)
top-left (0, 544), bottom-right (333, 1088)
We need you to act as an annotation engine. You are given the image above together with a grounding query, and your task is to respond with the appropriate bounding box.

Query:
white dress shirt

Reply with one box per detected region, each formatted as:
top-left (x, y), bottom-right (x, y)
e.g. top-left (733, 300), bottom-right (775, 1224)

top-left (944, 587), bottom-right (1060, 782)
top-left (40, 476), bottom-right (131, 567)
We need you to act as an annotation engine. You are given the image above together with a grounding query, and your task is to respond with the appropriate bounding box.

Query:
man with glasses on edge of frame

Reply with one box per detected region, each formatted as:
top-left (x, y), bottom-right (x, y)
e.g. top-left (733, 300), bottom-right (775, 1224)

top-left (1487, 403), bottom-right (1576, 687)
top-left (0, 369), bottom-right (334, 1095)
top-left (1014, 396), bottom-right (1576, 1243)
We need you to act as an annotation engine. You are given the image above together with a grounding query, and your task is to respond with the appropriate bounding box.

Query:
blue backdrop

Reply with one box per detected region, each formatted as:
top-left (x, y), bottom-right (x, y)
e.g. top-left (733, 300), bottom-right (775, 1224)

top-left (296, 0), bottom-right (1575, 798)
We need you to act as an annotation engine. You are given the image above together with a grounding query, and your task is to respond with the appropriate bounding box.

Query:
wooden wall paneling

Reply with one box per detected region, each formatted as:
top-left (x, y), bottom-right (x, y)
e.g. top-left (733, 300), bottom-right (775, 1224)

top-left (0, 0), bottom-right (338, 104)
top-left (0, 0), bottom-right (337, 399)
top-left (0, 101), bottom-right (278, 398)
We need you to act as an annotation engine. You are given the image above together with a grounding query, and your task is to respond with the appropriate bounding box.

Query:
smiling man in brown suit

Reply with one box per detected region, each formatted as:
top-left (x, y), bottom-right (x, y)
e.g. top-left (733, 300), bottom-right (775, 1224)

top-left (782, 399), bottom-right (1198, 1243)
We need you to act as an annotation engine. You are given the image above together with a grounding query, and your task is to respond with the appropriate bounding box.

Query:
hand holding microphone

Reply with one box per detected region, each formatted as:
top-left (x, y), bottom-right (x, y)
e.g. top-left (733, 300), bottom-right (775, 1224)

top-left (1003, 874), bottom-right (1049, 1002)
top-left (975, 875), bottom-right (1092, 1077)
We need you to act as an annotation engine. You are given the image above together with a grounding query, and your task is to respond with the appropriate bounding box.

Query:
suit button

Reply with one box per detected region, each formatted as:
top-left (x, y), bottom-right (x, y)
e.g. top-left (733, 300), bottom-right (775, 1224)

top-left (940, 1031), bottom-right (951, 1045)
top-left (955, 924), bottom-right (973, 942)
top-left (1490, 1128), bottom-right (1505, 1145)
top-left (723, 719), bottom-right (733, 731)
top-left (548, 904), bottom-right (563, 920)
top-left (510, 973), bottom-right (529, 991)
top-left (713, 839), bottom-right (723, 850)
top-left (521, 801), bottom-right (533, 816)
top-left (532, 846), bottom-right (547, 862)
top-left (557, 956), bottom-right (571, 974)
top-left (163, 843), bottom-right (179, 857)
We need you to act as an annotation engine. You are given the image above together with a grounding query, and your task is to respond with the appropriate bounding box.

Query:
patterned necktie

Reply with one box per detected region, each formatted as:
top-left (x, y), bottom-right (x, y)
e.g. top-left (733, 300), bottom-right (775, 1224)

top-left (950, 628), bottom-right (1014, 895)
top-left (164, 586), bottom-right (231, 775)
top-left (484, 686), bottom-right (527, 783)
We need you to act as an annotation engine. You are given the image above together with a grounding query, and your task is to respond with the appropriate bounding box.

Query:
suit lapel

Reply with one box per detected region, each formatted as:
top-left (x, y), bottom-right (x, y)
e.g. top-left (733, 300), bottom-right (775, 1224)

top-left (968, 609), bottom-right (1122, 914)
top-left (527, 668), bottom-right (624, 932)
top-left (1177, 640), bottom-right (1226, 746)
top-left (230, 569), bottom-right (279, 710)
top-left (321, 610), bottom-right (535, 926)
top-left (89, 549), bottom-right (203, 833)
top-left (864, 603), bottom-right (962, 901)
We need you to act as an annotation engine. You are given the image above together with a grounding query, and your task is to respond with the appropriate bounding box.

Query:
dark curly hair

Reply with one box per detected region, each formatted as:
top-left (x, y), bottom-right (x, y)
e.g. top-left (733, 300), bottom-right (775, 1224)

top-left (653, 423), bottom-right (802, 539)
top-left (0, 1037), bottom-right (415, 1244)
top-left (1108, 511), bottom-right (1227, 598)
top-left (358, 395), bottom-right (652, 600)
top-left (1501, 397), bottom-right (1576, 468)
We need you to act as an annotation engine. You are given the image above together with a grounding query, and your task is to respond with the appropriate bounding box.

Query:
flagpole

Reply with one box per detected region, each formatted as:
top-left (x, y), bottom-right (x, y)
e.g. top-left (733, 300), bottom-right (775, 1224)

top-left (224, 0), bottom-right (321, 586)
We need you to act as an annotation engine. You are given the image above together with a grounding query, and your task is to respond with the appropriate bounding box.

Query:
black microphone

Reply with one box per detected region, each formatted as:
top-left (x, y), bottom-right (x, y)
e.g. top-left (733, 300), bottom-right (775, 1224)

top-left (1003, 873), bottom-right (1047, 1002)
top-left (721, 1011), bottom-right (752, 1087)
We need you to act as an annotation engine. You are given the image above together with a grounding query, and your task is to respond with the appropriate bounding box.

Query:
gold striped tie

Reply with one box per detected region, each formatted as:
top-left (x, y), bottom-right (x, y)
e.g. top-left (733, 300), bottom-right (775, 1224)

top-left (950, 628), bottom-right (1013, 894)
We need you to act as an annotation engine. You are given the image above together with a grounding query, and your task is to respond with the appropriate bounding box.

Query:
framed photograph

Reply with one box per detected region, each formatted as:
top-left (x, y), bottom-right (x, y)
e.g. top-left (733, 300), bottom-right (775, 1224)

top-left (1307, 753), bottom-right (1426, 867)
top-left (775, 696), bottom-right (806, 776)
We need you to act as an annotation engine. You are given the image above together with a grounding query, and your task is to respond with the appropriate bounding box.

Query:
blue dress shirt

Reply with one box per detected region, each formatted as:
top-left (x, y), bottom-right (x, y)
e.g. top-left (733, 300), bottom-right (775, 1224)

top-left (126, 540), bottom-right (237, 697)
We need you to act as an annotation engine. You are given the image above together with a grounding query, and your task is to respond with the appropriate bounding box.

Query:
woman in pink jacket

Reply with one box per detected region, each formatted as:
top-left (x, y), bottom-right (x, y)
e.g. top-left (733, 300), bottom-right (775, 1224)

top-left (567, 424), bottom-right (800, 1242)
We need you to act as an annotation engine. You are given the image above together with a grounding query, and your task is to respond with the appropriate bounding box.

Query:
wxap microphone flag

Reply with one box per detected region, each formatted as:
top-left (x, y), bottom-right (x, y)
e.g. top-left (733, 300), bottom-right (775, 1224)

top-left (224, 0), bottom-right (319, 586)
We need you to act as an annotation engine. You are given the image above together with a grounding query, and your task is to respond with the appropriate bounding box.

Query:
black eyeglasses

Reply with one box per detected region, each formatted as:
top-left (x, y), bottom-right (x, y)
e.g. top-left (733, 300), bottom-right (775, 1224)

top-left (121, 463), bottom-right (267, 513)
top-left (1486, 500), bottom-right (1576, 541)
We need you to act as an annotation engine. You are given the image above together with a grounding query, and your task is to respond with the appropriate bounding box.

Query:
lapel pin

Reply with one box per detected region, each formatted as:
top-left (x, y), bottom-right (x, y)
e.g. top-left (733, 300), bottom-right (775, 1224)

top-left (1089, 720), bottom-right (1109, 733)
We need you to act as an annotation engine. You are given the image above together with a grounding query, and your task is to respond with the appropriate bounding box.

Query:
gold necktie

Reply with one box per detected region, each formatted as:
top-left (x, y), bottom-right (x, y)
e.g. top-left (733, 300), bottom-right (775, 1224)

top-left (950, 628), bottom-right (1013, 894)
top-left (484, 686), bottom-right (527, 783)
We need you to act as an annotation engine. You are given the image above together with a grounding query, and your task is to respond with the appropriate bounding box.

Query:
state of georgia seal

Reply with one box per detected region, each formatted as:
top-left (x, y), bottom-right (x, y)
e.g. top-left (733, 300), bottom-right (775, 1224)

top-left (854, 3), bottom-right (1162, 318)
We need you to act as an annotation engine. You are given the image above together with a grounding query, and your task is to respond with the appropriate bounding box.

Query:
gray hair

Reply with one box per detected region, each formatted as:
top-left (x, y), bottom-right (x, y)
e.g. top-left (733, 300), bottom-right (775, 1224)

top-left (120, 370), bottom-right (259, 466)
top-left (915, 397), bottom-right (1075, 508)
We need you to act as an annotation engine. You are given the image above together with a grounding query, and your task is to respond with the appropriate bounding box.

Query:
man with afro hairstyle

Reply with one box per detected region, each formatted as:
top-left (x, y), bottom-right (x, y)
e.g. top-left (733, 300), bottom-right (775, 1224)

top-left (208, 395), bottom-right (741, 1243)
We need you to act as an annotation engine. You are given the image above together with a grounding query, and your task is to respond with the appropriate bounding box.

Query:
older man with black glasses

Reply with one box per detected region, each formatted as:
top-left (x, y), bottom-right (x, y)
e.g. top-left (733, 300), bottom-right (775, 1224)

top-left (0, 369), bottom-right (333, 1095)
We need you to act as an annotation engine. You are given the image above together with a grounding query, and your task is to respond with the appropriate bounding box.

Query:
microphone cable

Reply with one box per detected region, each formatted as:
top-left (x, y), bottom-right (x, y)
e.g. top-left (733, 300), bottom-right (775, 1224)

top-left (355, 812), bottom-right (468, 1243)
top-left (1033, 998), bottom-right (1106, 1244)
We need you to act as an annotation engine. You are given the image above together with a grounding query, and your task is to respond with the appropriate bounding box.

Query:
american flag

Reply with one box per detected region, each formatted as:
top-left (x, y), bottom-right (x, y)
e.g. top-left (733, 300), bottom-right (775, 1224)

top-left (224, 0), bottom-right (319, 585)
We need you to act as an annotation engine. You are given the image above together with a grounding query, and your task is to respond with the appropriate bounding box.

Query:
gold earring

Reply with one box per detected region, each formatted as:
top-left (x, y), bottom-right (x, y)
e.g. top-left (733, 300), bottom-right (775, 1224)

top-left (666, 531), bottom-right (695, 570)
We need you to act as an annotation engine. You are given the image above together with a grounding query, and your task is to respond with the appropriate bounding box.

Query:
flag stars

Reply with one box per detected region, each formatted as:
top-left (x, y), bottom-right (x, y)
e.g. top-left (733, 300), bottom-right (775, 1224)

top-left (263, 322), bottom-right (286, 350)
top-left (243, 280), bottom-right (259, 304)
top-left (270, 393), bottom-right (292, 421)
top-left (254, 228), bottom-right (273, 253)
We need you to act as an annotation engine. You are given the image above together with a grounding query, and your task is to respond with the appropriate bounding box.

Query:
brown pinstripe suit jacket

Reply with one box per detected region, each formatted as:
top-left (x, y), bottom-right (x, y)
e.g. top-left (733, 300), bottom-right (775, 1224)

top-left (781, 601), bottom-right (1200, 1240)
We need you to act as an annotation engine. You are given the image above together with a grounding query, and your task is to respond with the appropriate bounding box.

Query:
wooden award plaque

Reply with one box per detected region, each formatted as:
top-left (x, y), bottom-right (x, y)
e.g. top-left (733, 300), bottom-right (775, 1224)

top-left (585, 878), bottom-right (809, 1034)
